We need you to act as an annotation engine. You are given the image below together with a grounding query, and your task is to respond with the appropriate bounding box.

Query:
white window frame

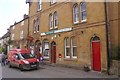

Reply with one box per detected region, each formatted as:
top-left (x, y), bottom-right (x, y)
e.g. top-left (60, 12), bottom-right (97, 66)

top-left (49, 14), bottom-right (53, 29)
top-left (64, 38), bottom-right (70, 58)
top-left (43, 42), bottom-right (50, 59)
top-left (38, 0), bottom-right (42, 11)
top-left (73, 4), bottom-right (79, 24)
top-left (80, 2), bottom-right (87, 22)
top-left (54, 12), bottom-right (58, 28)
top-left (36, 19), bottom-right (39, 32)
top-left (33, 20), bottom-right (37, 33)
top-left (21, 21), bottom-right (24, 26)
top-left (71, 38), bottom-right (77, 59)
top-left (12, 34), bottom-right (14, 40)
top-left (50, 0), bottom-right (56, 5)
top-left (20, 30), bottom-right (24, 39)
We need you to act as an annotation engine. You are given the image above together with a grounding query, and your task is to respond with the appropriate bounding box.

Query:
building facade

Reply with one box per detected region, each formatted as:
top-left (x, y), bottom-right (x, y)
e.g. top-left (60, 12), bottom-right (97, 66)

top-left (3, 0), bottom-right (117, 72)
top-left (26, 1), bottom-right (120, 72)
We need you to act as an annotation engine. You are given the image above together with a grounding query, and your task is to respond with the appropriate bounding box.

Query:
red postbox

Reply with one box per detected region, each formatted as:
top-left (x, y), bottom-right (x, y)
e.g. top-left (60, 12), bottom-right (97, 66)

top-left (58, 54), bottom-right (62, 58)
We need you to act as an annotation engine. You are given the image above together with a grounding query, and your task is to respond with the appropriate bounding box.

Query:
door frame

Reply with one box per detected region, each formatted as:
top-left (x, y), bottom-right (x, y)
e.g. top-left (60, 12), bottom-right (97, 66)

top-left (51, 41), bottom-right (56, 63)
top-left (91, 36), bottom-right (101, 71)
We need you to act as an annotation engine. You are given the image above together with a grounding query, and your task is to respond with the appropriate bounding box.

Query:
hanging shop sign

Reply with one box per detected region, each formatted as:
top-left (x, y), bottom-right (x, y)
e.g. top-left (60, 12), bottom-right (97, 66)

top-left (54, 27), bottom-right (72, 33)
top-left (41, 27), bottom-right (72, 36)
top-left (45, 31), bottom-right (54, 35)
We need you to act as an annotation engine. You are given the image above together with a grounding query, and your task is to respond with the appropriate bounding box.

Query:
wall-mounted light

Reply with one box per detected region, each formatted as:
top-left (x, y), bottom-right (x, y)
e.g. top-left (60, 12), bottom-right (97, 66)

top-left (81, 31), bottom-right (84, 34)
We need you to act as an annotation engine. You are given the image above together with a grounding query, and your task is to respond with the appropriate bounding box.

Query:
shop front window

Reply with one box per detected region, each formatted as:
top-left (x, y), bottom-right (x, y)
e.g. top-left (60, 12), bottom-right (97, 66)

top-left (64, 37), bottom-right (70, 58)
top-left (43, 41), bottom-right (49, 58)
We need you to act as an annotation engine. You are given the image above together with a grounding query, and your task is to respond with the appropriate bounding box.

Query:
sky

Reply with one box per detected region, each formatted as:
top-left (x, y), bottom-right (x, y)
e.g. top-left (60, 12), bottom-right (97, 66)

top-left (0, 0), bottom-right (29, 37)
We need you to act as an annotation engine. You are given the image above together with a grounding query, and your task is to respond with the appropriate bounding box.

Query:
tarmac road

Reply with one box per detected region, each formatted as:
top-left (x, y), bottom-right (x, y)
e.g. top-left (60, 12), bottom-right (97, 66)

top-left (1, 64), bottom-right (118, 78)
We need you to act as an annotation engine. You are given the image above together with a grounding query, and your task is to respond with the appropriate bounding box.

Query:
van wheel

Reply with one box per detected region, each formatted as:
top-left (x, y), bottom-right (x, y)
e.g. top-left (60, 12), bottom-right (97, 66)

top-left (19, 65), bottom-right (24, 71)
top-left (8, 62), bottom-right (12, 68)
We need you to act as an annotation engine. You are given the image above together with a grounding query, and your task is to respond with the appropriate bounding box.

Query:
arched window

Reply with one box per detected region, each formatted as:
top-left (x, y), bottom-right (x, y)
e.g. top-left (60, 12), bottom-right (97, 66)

top-left (80, 2), bottom-right (87, 22)
top-left (49, 14), bottom-right (53, 29)
top-left (33, 18), bottom-right (39, 33)
top-left (73, 4), bottom-right (79, 24)
top-left (71, 36), bottom-right (77, 58)
top-left (54, 12), bottom-right (58, 28)
top-left (64, 37), bottom-right (70, 58)
top-left (36, 18), bottom-right (40, 32)
top-left (33, 20), bottom-right (36, 33)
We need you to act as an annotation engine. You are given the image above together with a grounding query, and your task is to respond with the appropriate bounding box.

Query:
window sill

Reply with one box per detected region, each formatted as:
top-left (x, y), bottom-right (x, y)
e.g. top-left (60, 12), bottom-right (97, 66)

top-left (64, 58), bottom-right (78, 61)
top-left (74, 21), bottom-right (79, 25)
top-left (81, 19), bottom-right (87, 23)
top-left (50, 2), bottom-right (56, 6)
top-left (37, 9), bottom-right (42, 12)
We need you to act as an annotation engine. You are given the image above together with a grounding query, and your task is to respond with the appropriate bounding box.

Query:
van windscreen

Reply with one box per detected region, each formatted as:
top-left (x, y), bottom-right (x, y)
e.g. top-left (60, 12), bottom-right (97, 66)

top-left (18, 53), bottom-right (35, 59)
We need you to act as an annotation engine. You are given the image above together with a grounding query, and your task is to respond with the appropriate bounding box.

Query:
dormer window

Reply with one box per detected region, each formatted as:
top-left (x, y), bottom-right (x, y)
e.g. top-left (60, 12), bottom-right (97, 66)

top-left (50, 0), bottom-right (56, 5)
top-left (38, 0), bottom-right (42, 11)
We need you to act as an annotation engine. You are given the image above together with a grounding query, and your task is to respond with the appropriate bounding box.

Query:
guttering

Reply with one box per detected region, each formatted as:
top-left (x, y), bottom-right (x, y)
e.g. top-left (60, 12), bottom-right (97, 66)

top-left (104, 1), bottom-right (110, 74)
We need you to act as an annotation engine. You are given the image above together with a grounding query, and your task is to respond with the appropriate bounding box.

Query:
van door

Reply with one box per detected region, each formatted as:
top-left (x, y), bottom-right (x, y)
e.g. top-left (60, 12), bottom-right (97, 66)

top-left (14, 54), bottom-right (20, 67)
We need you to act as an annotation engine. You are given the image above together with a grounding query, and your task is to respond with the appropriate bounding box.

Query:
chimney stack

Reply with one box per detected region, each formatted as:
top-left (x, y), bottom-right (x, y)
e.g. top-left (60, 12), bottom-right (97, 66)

top-left (24, 14), bottom-right (29, 19)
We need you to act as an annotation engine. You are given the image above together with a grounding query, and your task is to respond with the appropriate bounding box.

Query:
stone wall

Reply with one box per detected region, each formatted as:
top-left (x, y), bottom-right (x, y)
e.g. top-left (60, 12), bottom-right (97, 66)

top-left (109, 60), bottom-right (120, 76)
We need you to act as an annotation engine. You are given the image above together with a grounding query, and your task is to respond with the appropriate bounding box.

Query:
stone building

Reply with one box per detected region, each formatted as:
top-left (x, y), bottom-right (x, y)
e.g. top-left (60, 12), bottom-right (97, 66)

top-left (26, 1), bottom-right (119, 72)
top-left (10, 15), bottom-right (29, 49)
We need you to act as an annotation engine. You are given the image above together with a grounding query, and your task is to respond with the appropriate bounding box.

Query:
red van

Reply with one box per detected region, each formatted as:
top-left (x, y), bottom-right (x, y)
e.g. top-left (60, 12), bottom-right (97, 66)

top-left (7, 49), bottom-right (39, 71)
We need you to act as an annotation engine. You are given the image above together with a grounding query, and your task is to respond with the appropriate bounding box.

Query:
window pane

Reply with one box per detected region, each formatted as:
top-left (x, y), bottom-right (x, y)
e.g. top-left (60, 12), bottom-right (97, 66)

top-left (49, 15), bottom-right (53, 28)
top-left (44, 41), bottom-right (49, 57)
top-left (74, 5), bottom-right (79, 22)
top-left (82, 11), bottom-right (86, 20)
top-left (81, 2), bottom-right (86, 21)
top-left (73, 47), bottom-right (77, 56)
top-left (81, 2), bottom-right (86, 11)
top-left (54, 12), bottom-right (58, 27)
top-left (66, 47), bottom-right (70, 56)
top-left (66, 38), bottom-right (69, 46)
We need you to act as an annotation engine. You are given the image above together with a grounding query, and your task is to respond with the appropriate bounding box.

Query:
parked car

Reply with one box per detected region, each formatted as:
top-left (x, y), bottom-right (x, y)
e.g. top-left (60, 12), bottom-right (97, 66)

top-left (7, 49), bottom-right (39, 71)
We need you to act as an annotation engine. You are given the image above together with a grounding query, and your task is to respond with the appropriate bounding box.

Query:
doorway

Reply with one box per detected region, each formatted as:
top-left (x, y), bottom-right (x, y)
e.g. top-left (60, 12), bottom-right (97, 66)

top-left (91, 36), bottom-right (101, 71)
top-left (51, 41), bottom-right (56, 63)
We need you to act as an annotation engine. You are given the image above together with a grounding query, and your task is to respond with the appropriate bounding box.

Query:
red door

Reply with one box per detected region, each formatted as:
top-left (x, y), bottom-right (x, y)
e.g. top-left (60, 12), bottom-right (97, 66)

top-left (92, 41), bottom-right (101, 71)
top-left (53, 46), bottom-right (56, 63)
top-left (51, 42), bottom-right (56, 63)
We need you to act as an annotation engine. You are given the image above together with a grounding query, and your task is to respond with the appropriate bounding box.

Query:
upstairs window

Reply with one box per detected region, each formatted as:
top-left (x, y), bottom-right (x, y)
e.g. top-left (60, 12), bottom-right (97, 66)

top-left (50, 0), bottom-right (56, 5)
top-left (64, 37), bottom-right (70, 58)
top-left (38, 0), bottom-right (42, 11)
top-left (11, 34), bottom-right (14, 40)
top-left (20, 30), bottom-right (24, 39)
top-left (36, 18), bottom-right (40, 32)
top-left (49, 14), bottom-right (53, 29)
top-left (33, 20), bottom-right (37, 33)
top-left (33, 18), bottom-right (39, 33)
top-left (73, 4), bottom-right (79, 24)
top-left (54, 12), bottom-right (58, 28)
top-left (80, 2), bottom-right (87, 22)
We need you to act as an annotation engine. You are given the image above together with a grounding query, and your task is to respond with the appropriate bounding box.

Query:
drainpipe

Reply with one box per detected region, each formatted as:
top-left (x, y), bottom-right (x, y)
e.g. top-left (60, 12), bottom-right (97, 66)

top-left (104, 1), bottom-right (110, 74)
top-left (27, 1), bottom-right (31, 49)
